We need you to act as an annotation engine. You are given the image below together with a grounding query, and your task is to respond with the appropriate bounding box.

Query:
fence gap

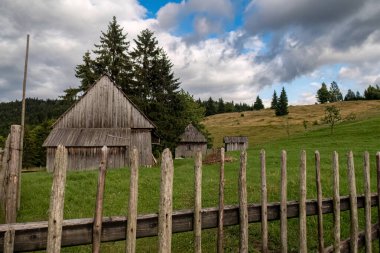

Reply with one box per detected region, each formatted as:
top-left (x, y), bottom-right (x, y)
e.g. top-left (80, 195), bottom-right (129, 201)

top-left (126, 147), bottom-right (139, 253)
top-left (194, 150), bottom-right (202, 253)
top-left (280, 150), bottom-right (287, 253)
top-left (239, 150), bottom-right (248, 253)
top-left (299, 150), bottom-right (307, 252)
top-left (158, 148), bottom-right (174, 253)
top-left (315, 150), bottom-right (325, 252)
top-left (46, 145), bottom-right (68, 253)
top-left (260, 149), bottom-right (268, 252)
top-left (217, 147), bottom-right (225, 253)
top-left (92, 146), bottom-right (108, 253)
top-left (363, 152), bottom-right (371, 253)
top-left (347, 151), bottom-right (358, 253)
top-left (332, 151), bottom-right (340, 253)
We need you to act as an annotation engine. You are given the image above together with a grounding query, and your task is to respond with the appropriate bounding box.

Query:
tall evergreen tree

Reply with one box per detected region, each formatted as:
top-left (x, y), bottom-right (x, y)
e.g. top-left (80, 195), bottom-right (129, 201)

top-left (217, 98), bottom-right (225, 113)
top-left (344, 89), bottom-right (356, 101)
top-left (75, 51), bottom-right (97, 91)
top-left (205, 97), bottom-right (216, 116)
top-left (275, 87), bottom-right (289, 116)
top-left (253, 96), bottom-right (264, 110)
top-left (329, 81), bottom-right (343, 102)
top-left (316, 82), bottom-right (330, 104)
top-left (271, 91), bottom-right (278, 109)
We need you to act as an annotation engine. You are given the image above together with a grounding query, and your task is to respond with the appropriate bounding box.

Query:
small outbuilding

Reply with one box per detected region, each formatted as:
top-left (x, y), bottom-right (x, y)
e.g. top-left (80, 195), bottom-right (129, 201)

top-left (175, 124), bottom-right (207, 158)
top-left (43, 75), bottom-right (156, 171)
top-left (223, 136), bottom-right (248, 151)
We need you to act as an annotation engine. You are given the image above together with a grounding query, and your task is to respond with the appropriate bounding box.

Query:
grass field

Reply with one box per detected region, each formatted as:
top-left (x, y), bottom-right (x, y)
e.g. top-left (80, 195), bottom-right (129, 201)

top-left (3, 100), bottom-right (380, 252)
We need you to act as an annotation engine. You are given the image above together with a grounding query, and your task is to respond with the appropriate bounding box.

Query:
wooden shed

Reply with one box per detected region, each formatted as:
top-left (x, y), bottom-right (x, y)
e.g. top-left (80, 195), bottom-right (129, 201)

top-left (175, 124), bottom-right (207, 158)
top-left (223, 136), bottom-right (248, 151)
top-left (43, 75), bottom-right (156, 171)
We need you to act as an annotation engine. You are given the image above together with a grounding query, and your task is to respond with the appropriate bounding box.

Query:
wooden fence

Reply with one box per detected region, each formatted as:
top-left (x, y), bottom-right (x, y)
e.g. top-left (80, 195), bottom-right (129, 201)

top-left (1, 146), bottom-right (380, 252)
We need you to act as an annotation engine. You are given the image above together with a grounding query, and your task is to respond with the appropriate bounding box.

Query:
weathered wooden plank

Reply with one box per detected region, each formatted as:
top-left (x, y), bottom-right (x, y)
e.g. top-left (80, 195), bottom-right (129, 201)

top-left (3, 227), bottom-right (15, 253)
top-left (92, 146), bottom-right (108, 253)
top-left (299, 150), bottom-right (307, 253)
top-left (158, 149), bottom-right (174, 253)
top-left (260, 149), bottom-right (268, 253)
top-left (47, 145), bottom-right (68, 253)
top-left (239, 150), bottom-right (248, 253)
top-left (377, 152), bottom-right (380, 251)
top-left (315, 151), bottom-right (325, 253)
top-left (217, 147), bottom-right (225, 253)
top-left (280, 150), bottom-right (287, 253)
top-left (332, 151), bottom-right (340, 253)
top-left (0, 194), bottom-right (377, 252)
top-left (0, 135), bottom-right (10, 211)
top-left (194, 150), bottom-right (202, 253)
top-left (347, 151), bottom-right (358, 253)
top-left (126, 147), bottom-right (139, 253)
top-left (363, 151), bottom-right (371, 253)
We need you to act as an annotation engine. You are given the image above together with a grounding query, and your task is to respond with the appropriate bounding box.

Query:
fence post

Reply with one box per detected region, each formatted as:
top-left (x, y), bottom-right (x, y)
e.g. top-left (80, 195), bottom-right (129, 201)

top-left (0, 135), bottom-right (10, 211)
top-left (315, 151), bottom-right (325, 253)
top-left (260, 149), bottom-right (268, 253)
top-left (217, 148), bottom-right (225, 253)
top-left (194, 150), bottom-right (202, 253)
top-left (46, 145), bottom-right (68, 253)
top-left (158, 148), bottom-right (174, 253)
top-left (280, 150), bottom-right (287, 253)
top-left (126, 147), bottom-right (139, 253)
top-left (363, 152), bottom-right (371, 253)
top-left (239, 150), bottom-right (248, 253)
top-left (332, 151), bottom-right (340, 253)
top-left (347, 151), bottom-right (358, 253)
top-left (377, 152), bottom-right (380, 251)
top-left (299, 150), bottom-right (307, 253)
top-left (92, 146), bottom-right (108, 253)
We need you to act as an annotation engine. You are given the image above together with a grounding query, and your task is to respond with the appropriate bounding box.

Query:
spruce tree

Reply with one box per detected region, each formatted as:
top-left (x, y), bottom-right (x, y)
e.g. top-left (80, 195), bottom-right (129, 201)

top-left (316, 82), bottom-right (330, 104)
top-left (329, 81), bottom-right (343, 102)
top-left (271, 91), bottom-right (278, 109)
top-left (344, 89), bottom-right (356, 101)
top-left (75, 51), bottom-right (97, 91)
top-left (275, 87), bottom-right (289, 116)
top-left (253, 96), bottom-right (264, 110)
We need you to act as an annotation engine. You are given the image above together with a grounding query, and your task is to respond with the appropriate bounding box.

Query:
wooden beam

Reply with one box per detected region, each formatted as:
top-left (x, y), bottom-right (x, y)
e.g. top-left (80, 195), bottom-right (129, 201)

top-left (0, 195), bottom-right (378, 252)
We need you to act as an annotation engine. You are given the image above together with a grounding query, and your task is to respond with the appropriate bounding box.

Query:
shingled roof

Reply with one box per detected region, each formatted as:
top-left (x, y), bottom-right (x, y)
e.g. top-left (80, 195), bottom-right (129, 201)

top-left (223, 136), bottom-right (248, 144)
top-left (178, 124), bottom-right (207, 143)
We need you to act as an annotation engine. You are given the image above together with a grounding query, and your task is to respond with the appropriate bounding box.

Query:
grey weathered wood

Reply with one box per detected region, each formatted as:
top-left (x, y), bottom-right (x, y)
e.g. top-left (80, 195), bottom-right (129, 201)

top-left (332, 151), bottom-right (340, 253)
top-left (175, 124), bottom-right (207, 158)
top-left (194, 150), bottom-right (202, 253)
top-left (158, 148), bottom-right (174, 253)
top-left (92, 146), bottom-right (108, 253)
top-left (46, 145), bottom-right (68, 253)
top-left (377, 152), bottom-right (380, 251)
top-left (3, 227), bottom-right (15, 253)
top-left (126, 147), bottom-right (139, 253)
top-left (239, 150), bottom-right (248, 253)
top-left (299, 150), bottom-right (307, 253)
top-left (315, 151), bottom-right (325, 253)
top-left (347, 151), bottom-right (358, 253)
top-left (280, 150), bottom-right (287, 253)
top-left (217, 147), bottom-right (225, 253)
top-left (0, 194), bottom-right (377, 252)
top-left (260, 149), bottom-right (268, 253)
top-left (0, 135), bottom-right (10, 211)
top-left (363, 151), bottom-right (371, 253)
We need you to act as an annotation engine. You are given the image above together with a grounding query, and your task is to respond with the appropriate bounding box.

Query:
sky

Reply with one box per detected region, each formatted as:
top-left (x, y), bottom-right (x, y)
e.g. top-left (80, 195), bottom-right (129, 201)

top-left (1, 0), bottom-right (380, 106)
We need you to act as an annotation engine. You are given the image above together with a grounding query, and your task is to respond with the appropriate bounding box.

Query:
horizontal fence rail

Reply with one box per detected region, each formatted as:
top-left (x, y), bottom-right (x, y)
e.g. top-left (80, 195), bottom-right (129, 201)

top-left (0, 194), bottom-right (378, 252)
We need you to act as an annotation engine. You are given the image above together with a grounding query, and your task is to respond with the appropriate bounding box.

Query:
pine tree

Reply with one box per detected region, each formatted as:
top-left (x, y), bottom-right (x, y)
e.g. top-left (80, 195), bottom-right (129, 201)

top-left (205, 97), bottom-right (216, 116)
top-left (344, 89), bottom-right (356, 101)
top-left (75, 51), bottom-right (97, 91)
top-left (275, 87), bottom-right (289, 116)
top-left (217, 98), bottom-right (225, 113)
top-left (316, 82), bottom-right (330, 104)
top-left (253, 96), bottom-right (264, 110)
top-left (271, 91), bottom-right (278, 109)
top-left (329, 81), bottom-right (343, 102)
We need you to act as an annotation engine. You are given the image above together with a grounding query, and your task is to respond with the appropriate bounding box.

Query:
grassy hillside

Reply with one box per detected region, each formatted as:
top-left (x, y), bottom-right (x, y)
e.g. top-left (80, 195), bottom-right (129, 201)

top-left (3, 101), bottom-right (380, 252)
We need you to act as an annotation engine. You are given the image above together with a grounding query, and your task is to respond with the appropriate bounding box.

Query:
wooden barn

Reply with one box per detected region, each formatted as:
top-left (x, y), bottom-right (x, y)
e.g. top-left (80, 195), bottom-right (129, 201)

top-left (223, 136), bottom-right (248, 151)
top-left (43, 75), bottom-right (156, 171)
top-left (175, 124), bottom-right (207, 158)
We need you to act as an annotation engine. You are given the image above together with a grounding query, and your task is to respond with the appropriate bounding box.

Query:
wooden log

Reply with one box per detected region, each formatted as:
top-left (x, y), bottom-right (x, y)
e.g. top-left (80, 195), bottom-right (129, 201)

top-left (92, 146), bottom-right (108, 253)
top-left (332, 151), bottom-right (340, 253)
top-left (260, 149), bottom-right (268, 253)
top-left (315, 151), bottom-right (325, 253)
top-left (363, 151), bottom-right (371, 253)
top-left (217, 147), bottom-right (225, 253)
top-left (158, 148), bottom-right (174, 253)
top-left (46, 145), bottom-right (68, 253)
top-left (3, 227), bottom-right (15, 253)
top-left (194, 150), bottom-right (202, 253)
top-left (377, 152), bottom-right (380, 251)
top-left (299, 150), bottom-right (307, 253)
top-left (0, 135), bottom-right (10, 210)
top-left (126, 147), bottom-right (139, 253)
top-left (280, 150), bottom-right (287, 253)
top-left (239, 150), bottom-right (248, 253)
top-left (347, 151), bottom-right (358, 253)
top-left (0, 194), bottom-right (378, 252)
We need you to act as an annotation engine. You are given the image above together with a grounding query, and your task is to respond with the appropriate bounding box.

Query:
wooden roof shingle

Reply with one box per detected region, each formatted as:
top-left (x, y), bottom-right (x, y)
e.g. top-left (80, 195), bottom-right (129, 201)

top-left (178, 124), bottom-right (207, 143)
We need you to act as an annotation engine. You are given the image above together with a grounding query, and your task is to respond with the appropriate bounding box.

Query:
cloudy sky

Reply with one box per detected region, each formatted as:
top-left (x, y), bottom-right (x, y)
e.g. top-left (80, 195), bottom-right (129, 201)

top-left (1, 0), bottom-right (380, 106)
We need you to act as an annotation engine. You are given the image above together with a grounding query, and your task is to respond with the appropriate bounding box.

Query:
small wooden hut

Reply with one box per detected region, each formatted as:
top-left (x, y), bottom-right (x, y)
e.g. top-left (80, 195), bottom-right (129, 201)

top-left (175, 124), bottom-right (207, 158)
top-left (223, 136), bottom-right (248, 151)
top-left (43, 75), bottom-right (156, 171)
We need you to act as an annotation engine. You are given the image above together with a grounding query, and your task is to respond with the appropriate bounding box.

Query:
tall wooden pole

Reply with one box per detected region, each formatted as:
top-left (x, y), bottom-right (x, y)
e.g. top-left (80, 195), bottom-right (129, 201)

top-left (18, 34), bottom-right (29, 210)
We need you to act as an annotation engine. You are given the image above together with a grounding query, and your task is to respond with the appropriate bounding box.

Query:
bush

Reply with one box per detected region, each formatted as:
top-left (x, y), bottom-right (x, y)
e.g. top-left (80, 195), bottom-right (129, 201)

top-left (344, 112), bottom-right (356, 121)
